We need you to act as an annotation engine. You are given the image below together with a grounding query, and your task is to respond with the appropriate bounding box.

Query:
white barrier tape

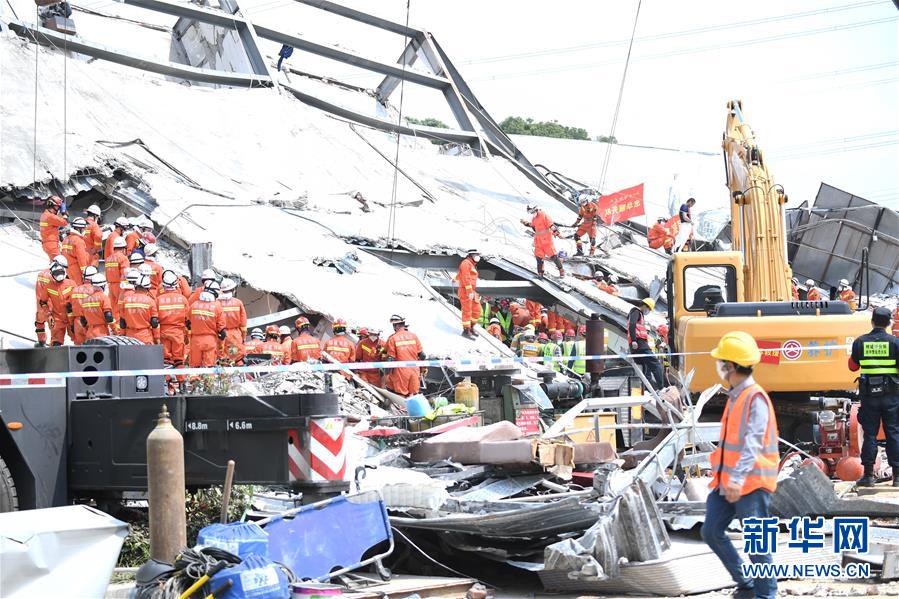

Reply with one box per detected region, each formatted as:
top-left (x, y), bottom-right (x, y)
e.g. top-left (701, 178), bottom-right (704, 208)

top-left (0, 343), bottom-right (853, 382)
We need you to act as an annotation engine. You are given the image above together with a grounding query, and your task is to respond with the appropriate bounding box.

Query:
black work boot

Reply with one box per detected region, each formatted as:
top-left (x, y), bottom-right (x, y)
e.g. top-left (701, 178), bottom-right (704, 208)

top-left (857, 467), bottom-right (876, 487)
top-left (574, 246), bottom-right (584, 256)
top-left (893, 469), bottom-right (899, 488)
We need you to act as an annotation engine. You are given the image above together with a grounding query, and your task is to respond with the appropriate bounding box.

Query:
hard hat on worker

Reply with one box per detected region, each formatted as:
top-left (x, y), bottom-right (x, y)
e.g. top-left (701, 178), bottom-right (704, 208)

top-left (250, 328), bottom-right (264, 340)
top-left (83, 265), bottom-right (99, 280)
top-left (114, 216), bottom-right (129, 229)
top-left (641, 297), bottom-right (656, 311)
top-left (144, 243), bottom-right (158, 257)
top-left (113, 236), bottom-right (127, 249)
top-left (70, 217), bottom-right (87, 230)
top-left (490, 317), bottom-right (500, 325)
top-left (389, 314), bottom-right (405, 325)
top-left (86, 204), bottom-right (101, 217)
top-left (565, 328), bottom-right (575, 337)
top-left (526, 203), bottom-right (538, 214)
top-left (265, 325), bottom-right (280, 337)
top-left (53, 255), bottom-right (68, 268)
top-left (295, 316), bottom-right (310, 330)
top-left (129, 252), bottom-right (144, 266)
top-left (538, 332), bottom-right (548, 342)
top-left (200, 268), bottom-right (216, 281)
top-left (710, 331), bottom-right (761, 367)
top-left (551, 330), bottom-right (563, 341)
top-left (839, 278), bottom-right (850, 288)
top-left (220, 278), bottom-right (237, 293)
top-left (162, 270), bottom-right (179, 288)
top-left (279, 325), bottom-right (290, 336)
top-left (91, 273), bottom-right (107, 287)
top-left (805, 279), bottom-right (815, 287)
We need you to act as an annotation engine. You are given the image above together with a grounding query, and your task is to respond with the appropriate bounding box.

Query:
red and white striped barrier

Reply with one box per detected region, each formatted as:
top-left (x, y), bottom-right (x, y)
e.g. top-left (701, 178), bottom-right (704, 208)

top-left (288, 417), bottom-right (347, 483)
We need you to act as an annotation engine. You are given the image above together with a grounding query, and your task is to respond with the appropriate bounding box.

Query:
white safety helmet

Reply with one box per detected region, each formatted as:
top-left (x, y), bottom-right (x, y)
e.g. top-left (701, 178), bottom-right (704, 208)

top-left (138, 264), bottom-right (153, 277)
top-left (83, 265), bottom-right (99, 280)
top-left (129, 252), bottom-right (145, 266)
top-left (609, 274), bottom-right (618, 283)
top-left (125, 268), bottom-right (140, 284)
top-left (805, 279), bottom-right (815, 287)
top-left (86, 204), bottom-right (101, 217)
top-left (70, 217), bottom-right (87, 230)
top-left (220, 278), bottom-right (237, 293)
top-left (204, 280), bottom-right (221, 297)
top-left (52, 255), bottom-right (68, 268)
top-left (114, 216), bottom-right (129, 228)
top-left (136, 274), bottom-right (152, 289)
top-left (144, 243), bottom-right (158, 257)
top-left (839, 279), bottom-right (849, 287)
top-left (526, 203), bottom-right (538, 214)
top-left (161, 270), bottom-right (179, 289)
top-left (113, 236), bottom-right (127, 249)
top-left (50, 265), bottom-right (66, 282)
top-left (279, 325), bottom-right (291, 336)
top-left (200, 268), bottom-right (216, 282)
top-left (91, 273), bottom-right (107, 288)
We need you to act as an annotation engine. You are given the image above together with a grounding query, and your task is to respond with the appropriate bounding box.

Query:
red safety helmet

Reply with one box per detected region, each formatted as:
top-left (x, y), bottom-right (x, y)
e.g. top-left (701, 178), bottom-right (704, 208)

top-left (578, 325), bottom-right (587, 336)
top-left (552, 331), bottom-right (563, 340)
top-left (265, 324), bottom-right (280, 338)
top-left (538, 332), bottom-right (549, 342)
top-left (565, 328), bottom-right (575, 337)
top-left (295, 316), bottom-right (310, 330)
top-left (658, 324), bottom-right (669, 337)
top-left (47, 195), bottom-right (63, 209)
top-left (357, 327), bottom-right (369, 337)
top-left (333, 318), bottom-right (347, 334)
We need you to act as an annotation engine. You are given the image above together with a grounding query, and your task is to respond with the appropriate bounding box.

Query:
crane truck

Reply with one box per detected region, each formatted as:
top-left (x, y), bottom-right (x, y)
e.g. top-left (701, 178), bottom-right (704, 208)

top-left (666, 100), bottom-right (872, 459)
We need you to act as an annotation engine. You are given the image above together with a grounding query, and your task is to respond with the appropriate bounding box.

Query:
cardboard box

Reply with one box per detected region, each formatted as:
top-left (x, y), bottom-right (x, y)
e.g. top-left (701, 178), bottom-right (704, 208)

top-left (43, 16), bottom-right (76, 35)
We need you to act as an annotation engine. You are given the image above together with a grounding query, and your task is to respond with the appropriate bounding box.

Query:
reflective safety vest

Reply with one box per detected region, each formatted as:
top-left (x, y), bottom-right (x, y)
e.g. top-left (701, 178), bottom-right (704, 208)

top-left (628, 309), bottom-right (648, 344)
top-left (496, 310), bottom-right (512, 338)
top-left (563, 340), bottom-right (586, 374)
top-left (478, 301), bottom-right (491, 328)
top-left (860, 338), bottom-right (899, 375)
top-left (520, 340), bottom-right (541, 357)
top-left (542, 342), bottom-right (561, 371)
top-left (709, 383), bottom-right (779, 495)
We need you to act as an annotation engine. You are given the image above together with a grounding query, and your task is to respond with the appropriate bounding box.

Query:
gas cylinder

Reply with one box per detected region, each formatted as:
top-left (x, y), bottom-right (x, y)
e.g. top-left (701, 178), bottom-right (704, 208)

top-left (147, 404), bottom-right (187, 562)
top-left (454, 377), bottom-right (479, 410)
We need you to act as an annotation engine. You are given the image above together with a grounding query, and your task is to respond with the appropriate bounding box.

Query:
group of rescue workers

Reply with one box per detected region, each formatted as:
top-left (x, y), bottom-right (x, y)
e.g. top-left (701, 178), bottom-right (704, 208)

top-left (35, 196), bottom-right (428, 397)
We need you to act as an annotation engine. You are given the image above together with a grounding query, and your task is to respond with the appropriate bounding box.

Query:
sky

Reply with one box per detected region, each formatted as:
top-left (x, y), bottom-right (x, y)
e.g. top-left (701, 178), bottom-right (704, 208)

top-left (235, 0), bottom-right (899, 209)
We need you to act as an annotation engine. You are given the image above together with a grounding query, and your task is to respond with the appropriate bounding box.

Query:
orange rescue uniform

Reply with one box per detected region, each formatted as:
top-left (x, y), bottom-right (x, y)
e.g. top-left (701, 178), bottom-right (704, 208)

top-left (125, 230), bottom-right (141, 255)
top-left (34, 269), bottom-right (52, 344)
top-left (120, 290), bottom-right (159, 345)
top-left (259, 339), bottom-right (286, 364)
top-left (69, 282), bottom-right (94, 344)
top-left (144, 258), bottom-right (164, 297)
top-left (218, 296), bottom-right (248, 363)
top-left (385, 329), bottom-right (424, 396)
top-left (105, 250), bottom-right (127, 318)
top-left (356, 337), bottom-right (384, 387)
top-left (157, 289), bottom-right (189, 367)
top-left (43, 276), bottom-right (76, 345)
top-left (806, 287), bottom-right (822, 301)
top-left (487, 323), bottom-right (503, 340)
top-left (40, 209), bottom-right (67, 259)
top-left (188, 298), bottom-right (223, 367)
top-left (62, 231), bottom-right (90, 284)
top-left (291, 333), bottom-right (322, 363)
top-left (324, 335), bottom-right (356, 377)
top-left (527, 210), bottom-right (558, 259)
top-left (839, 288), bottom-right (857, 311)
top-left (647, 222), bottom-right (675, 251)
top-left (85, 217), bottom-right (103, 265)
top-left (457, 256), bottom-right (481, 331)
top-left (80, 289), bottom-right (113, 339)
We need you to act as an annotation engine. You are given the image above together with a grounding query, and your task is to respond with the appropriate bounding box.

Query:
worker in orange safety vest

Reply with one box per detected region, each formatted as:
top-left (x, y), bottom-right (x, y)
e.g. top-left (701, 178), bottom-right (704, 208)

top-left (62, 218), bottom-right (91, 284)
top-left (217, 278), bottom-right (248, 364)
top-left (79, 273), bottom-right (114, 340)
top-left (571, 193), bottom-right (600, 256)
top-left (83, 204), bottom-right (103, 266)
top-left (701, 331), bottom-right (779, 599)
top-left (595, 272), bottom-right (619, 296)
top-left (457, 249), bottom-right (481, 339)
top-left (106, 237), bottom-right (128, 319)
top-left (805, 279), bottom-right (822, 301)
top-left (521, 204), bottom-right (565, 278)
top-left (244, 328), bottom-right (265, 356)
top-left (790, 277), bottom-right (800, 301)
top-left (42, 262), bottom-right (76, 346)
top-left (838, 279), bottom-right (857, 311)
top-left (33, 261), bottom-right (54, 347)
top-left (105, 216), bottom-right (129, 262)
top-left (647, 216), bottom-right (675, 253)
top-left (143, 244), bottom-right (164, 296)
top-left (188, 280), bottom-right (225, 367)
top-left (259, 325), bottom-right (286, 364)
top-left (69, 265), bottom-right (99, 344)
top-left (291, 317), bottom-right (322, 363)
top-left (385, 314), bottom-right (425, 397)
top-left (157, 270), bottom-right (190, 368)
top-left (356, 328), bottom-right (385, 387)
top-left (324, 319), bottom-right (356, 377)
top-left (120, 274), bottom-right (160, 345)
top-left (40, 196), bottom-right (69, 259)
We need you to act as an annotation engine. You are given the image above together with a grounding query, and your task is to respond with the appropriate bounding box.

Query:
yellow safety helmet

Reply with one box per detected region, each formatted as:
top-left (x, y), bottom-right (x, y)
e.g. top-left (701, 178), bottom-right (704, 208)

top-left (641, 297), bottom-right (656, 310)
top-left (710, 331), bottom-right (761, 367)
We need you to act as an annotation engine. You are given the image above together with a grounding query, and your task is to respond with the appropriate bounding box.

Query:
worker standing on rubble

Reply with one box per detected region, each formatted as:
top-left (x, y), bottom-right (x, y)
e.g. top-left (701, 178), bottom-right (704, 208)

top-left (278, 326), bottom-right (293, 360)
top-left (848, 307), bottom-right (899, 487)
top-left (40, 196), bottom-right (68, 259)
top-left (189, 269), bottom-right (218, 305)
top-left (43, 261), bottom-right (76, 346)
top-left (805, 279), bottom-right (822, 301)
top-left (385, 315), bottom-right (426, 397)
top-left (120, 274), bottom-right (160, 345)
top-left (324, 319), bottom-right (355, 375)
top-left (571, 193), bottom-right (599, 256)
top-left (518, 328), bottom-right (541, 359)
top-left (838, 279), bottom-right (857, 310)
top-left (33, 259), bottom-right (57, 347)
top-left (291, 317), bottom-right (322, 363)
top-left (83, 205), bottom-right (103, 266)
top-left (259, 325), bottom-right (286, 364)
top-left (493, 299), bottom-right (513, 341)
top-left (105, 237), bottom-right (128, 318)
top-left (143, 244), bottom-right (164, 295)
top-left (628, 298), bottom-right (665, 390)
top-left (157, 270), bottom-right (190, 369)
top-left (703, 331), bottom-right (779, 599)
top-left (647, 217), bottom-right (675, 253)
top-left (217, 278), bottom-right (247, 365)
top-left (562, 328), bottom-right (586, 376)
top-left (356, 328), bottom-right (385, 387)
top-left (79, 273), bottom-right (114, 340)
top-left (790, 277), bottom-right (800, 301)
top-left (674, 198), bottom-right (696, 252)
top-left (522, 204), bottom-right (566, 278)
top-left (62, 217), bottom-right (91, 284)
top-left (244, 328), bottom-right (265, 355)
top-left (543, 331), bottom-right (563, 371)
top-left (456, 249), bottom-right (481, 339)
top-left (188, 281), bottom-right (225, 367)
top-left (70, 265), bottom-right (99, 344)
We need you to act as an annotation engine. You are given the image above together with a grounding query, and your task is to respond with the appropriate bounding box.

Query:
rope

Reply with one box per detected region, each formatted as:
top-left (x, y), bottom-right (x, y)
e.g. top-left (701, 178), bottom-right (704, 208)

top-left (32, 4), bottom-right (39, 192)
top-left (386, 0), bottom-right (412, 247)
top-left (597, 0), bottom-right (642, 194)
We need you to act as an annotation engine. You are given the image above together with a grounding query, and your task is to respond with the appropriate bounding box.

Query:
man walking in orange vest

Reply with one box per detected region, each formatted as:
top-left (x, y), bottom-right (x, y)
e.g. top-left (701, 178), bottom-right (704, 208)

top-left (456, 249), bottom-right (481, 339)
top-left (701, 331), bottom-right (779, 599)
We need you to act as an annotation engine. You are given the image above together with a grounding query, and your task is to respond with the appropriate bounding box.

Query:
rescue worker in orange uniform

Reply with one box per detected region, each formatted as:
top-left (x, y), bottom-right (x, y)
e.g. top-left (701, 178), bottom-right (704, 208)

top-left (805, 279), bottom-right (822, 301)
top-left (291, 317), bottom-right (322, 363)
top-left (324, 319), bottom-right (356, 377)
top-left (278, 326), bottom-right (293, 362)
top-left (356, 328), bottom-right (385, 387)
top-left (189, 269), bottom-right (218, 305)
top-left (79, 273), bottom-right (114, 340)
top-left (120, 274), bottom-right (160, 345)
top-left (62, 217), bottom-right (91, 284)
top-left (143, 244), bottom-right (164, 296)
top-left (526, 300), bottom-right (543, 329)
top-left (487, 317), bottom-right (503, 341)
top-left (647, 217), bottom-right (675, 253)
top-left (70, 265), bottom-right (99, 344)
top-left (106, 237), bottom-right (128, 318)
top-left (571, 193), bottom-right (600, 256)
top-left (188, 280), bottom-right (225, 367)
top-left (457, 249), bottom-right (481, 338)
top-left (40, 196), bottom-right (69, 259)
top-left (522, 204), bottom-right (565, 277)
top-left (117, 269), bottom-right (140, 329)
top-left (510, 302), bottom-right (531, 327)
top-left (105, 216), bottom-right (129, 261)
top-left (244, 328), bottom-right (265, 356)
top-left (595, 273), bottom-right (619, 296)
top-left (42, 262), bottom-right (76, 346)
top-left (838, 279), bottom-right (857, 310)
top-left (125, 217), bottom-right (142, 255)
top-left (34, 257), bottom-right (69, 346)
top-left (84, 204), bottom-right (103, 266)
top-left (385, 315), bottom-right (425, 397)
top-left (790, 277), bottom-right (800, 301)
top-left (701, 331), bottom-right (779, 599)
top-left (157, 270), bottom-right (190, 369)
top-left (218, 278), bottom-right (248, 364)
top-left (259, 325), bottom-right (286, 364)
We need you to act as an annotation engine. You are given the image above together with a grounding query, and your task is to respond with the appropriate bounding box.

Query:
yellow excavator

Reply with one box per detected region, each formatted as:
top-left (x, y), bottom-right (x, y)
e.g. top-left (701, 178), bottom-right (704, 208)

top-left (668, 100), bottom-right (870, 401)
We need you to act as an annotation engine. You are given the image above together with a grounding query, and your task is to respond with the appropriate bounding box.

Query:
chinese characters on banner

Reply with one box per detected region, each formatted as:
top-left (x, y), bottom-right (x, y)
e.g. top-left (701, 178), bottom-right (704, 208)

top-left (743, 516), bottom-right (869, 555)
top-left (599, 183), bottom-right (645, 224)
top-left (756, 340), bottom-right (781, 365)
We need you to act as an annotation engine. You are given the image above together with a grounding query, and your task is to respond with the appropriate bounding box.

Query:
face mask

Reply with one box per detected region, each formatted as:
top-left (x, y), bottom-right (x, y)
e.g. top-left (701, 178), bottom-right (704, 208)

top-left (52, 271), bottom-right (65, 282)
top-left (473, 255), bottom-right (480, 263)
top-left (369, 335), bottom-right (378, 342)
top-left (715, 360), bottom-right (730, 382)
top-left (220, 292), bottom-right (232, 300)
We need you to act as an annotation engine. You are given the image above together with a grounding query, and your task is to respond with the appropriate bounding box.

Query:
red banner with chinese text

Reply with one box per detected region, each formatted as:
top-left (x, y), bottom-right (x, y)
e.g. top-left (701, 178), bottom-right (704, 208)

top-left (756, 340), bottom-right (781, 365)
top-left (599, 183), bottom-right (645, 224)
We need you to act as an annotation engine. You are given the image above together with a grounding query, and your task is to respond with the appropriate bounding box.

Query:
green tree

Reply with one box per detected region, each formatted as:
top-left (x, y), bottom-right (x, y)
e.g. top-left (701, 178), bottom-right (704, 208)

top-left (499, 116), bottom-right (591, 141)
top-left (596, 135), bottom-right (618, 143)
top-left (406, 116), bottom-right (449, 129)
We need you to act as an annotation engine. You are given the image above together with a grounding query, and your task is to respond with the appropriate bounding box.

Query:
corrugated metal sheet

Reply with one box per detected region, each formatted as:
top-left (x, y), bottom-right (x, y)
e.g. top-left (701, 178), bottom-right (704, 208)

top-left (788, 183), bottom-right (899, 294)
